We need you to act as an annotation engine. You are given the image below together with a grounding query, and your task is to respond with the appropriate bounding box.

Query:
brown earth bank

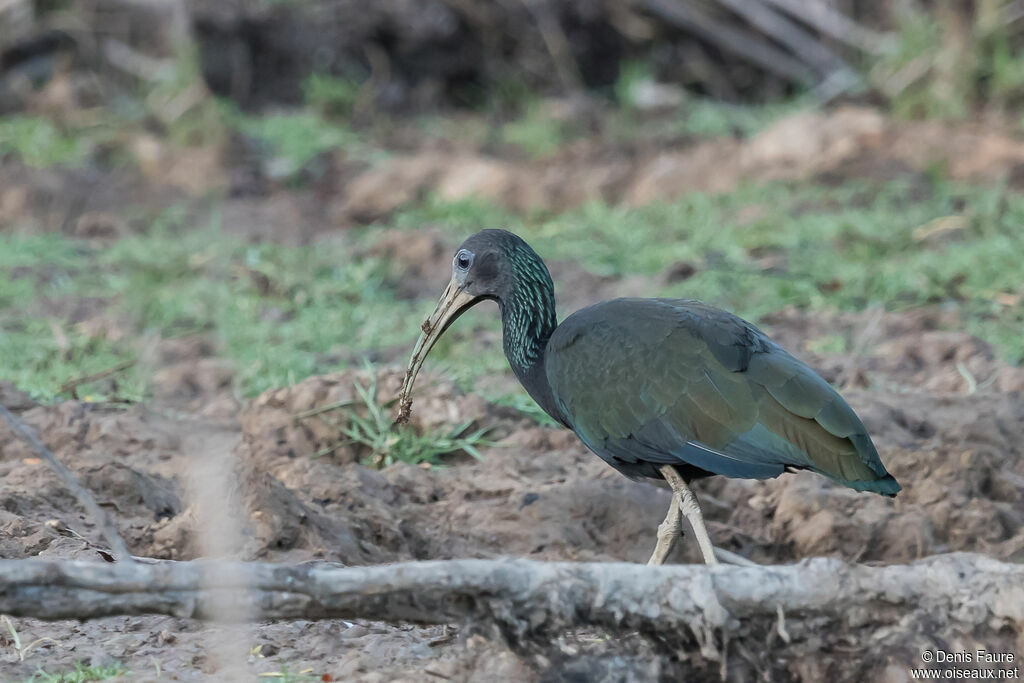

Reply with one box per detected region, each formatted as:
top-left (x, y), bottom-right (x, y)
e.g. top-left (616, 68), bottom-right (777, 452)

top-left (7, 106), bottom-right (1024, 244)
top-left (1, 303), bottom-right (1022, 680)
top-left (332, 105), bottom-right (1024, 222)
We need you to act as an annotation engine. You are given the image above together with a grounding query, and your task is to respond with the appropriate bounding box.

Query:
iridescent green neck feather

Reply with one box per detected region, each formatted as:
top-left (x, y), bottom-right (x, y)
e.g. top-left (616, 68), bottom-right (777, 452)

top-left (498, 243), bottom-right (558, 376)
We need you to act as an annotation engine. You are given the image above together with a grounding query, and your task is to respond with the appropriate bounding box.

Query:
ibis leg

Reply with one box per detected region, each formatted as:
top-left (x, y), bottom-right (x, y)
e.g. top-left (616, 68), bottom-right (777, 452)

top-left (659, 465), bottom-right (719, 565)
top-left (646, 493), bottom-right (682, 566)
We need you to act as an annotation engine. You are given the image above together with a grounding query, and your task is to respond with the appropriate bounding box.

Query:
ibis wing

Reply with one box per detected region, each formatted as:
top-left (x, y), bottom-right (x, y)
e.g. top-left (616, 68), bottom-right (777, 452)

top-left (545, 299), bottom-right (899, 494)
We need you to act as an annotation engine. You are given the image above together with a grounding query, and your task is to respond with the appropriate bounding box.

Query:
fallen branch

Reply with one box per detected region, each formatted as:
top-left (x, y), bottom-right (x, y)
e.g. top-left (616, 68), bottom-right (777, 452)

top-left (760, 0), bottom-right (894, 56)
top-left (712, 0), bottom-right (863, 100)
top-left (713, 0), bottom-right (848, 75)
top-left (0, 554), bottom-right (1019, 640)
top-left (636, 0), bottom-right (815, 85)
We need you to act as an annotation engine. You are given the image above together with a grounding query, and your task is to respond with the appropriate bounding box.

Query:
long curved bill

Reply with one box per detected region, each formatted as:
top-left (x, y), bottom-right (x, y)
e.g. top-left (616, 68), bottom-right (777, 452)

top-left (396, 278), bottom-right (479, 424)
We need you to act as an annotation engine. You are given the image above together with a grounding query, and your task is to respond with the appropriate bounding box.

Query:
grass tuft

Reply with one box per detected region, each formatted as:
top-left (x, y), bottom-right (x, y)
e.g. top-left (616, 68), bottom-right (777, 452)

top-left (27, 661), bottom-right (128, 683)
top-left (341, 373), bottom-right (491, 468)
top-left (0, 117), bottom-right (90, 168)
top-left (220, 102), bottom-right (370, 177)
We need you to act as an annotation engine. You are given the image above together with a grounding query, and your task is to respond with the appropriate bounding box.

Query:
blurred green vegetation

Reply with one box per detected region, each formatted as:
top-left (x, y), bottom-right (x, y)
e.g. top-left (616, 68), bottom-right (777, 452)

top-left (0, 116), bottom-right (93, 167)
top-left (221, 104), bottom-right (366, 174)
top-left (303, 72), bottom-right (364, 117)
top-left (2, 176), bottom-right (1021, 406)
top-left (396, 179), bottom-right (1024, 364)
top-left (26, 660), bottom-right (128, 682)
top-left (498, 100), bottom-right (567, 159)
top-left (873, 4), bottom-right (1024, 119)
top-left (614, 61), bottom-right (805, 139)
top-left (0, 214), bottom-right (418, 401)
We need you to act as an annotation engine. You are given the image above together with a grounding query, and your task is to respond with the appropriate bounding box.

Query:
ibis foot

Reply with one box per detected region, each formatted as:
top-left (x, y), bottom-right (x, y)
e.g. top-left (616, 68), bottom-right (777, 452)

top-left (646, 491), bottom-right (682, 566)
top-left (659, 465), bottom-right (719, 565)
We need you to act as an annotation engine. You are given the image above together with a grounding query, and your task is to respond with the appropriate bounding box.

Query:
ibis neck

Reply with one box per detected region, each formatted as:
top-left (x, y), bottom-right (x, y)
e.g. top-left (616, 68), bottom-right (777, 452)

top-left (498, 273), bottom-right (563, 424)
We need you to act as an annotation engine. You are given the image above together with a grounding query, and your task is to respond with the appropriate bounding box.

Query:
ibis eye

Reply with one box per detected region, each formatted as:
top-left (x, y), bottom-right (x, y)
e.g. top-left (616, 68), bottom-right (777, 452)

top-left (455, 250), bottom-right (473, 271)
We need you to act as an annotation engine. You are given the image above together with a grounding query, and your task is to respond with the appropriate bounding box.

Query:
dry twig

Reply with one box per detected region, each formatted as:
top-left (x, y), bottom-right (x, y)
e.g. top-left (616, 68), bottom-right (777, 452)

top-left (0, 405), bottom-right (134, 562)
top-left (57, 359), bottom-right (136, 397)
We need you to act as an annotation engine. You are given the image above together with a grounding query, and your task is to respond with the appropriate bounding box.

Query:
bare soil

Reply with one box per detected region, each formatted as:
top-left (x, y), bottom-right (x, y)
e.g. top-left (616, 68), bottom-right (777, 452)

top-left (2, 110), bottom-right (1024, 681)
top-left (2, 309), bottom-right (1022, 681)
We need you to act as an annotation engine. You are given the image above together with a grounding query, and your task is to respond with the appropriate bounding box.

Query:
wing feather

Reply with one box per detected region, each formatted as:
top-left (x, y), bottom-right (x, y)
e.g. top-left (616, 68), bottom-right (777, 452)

top-left (546, 298), bottom-right (899, 494)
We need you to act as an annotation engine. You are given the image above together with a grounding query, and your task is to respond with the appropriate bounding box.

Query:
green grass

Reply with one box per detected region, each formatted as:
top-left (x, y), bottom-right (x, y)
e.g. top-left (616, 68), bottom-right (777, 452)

top-left (27, 661), bottom-right (128, 683)
top-left (490, 391), bottom-right (560, 427)
top-left (499, 101), bottom-right (566, 159)
top-left (600, 97), bottom-right (805, 146)
top-left (255, 664), bottom-right (322, 681)
top-left (220, 102), bottom-right (370, 176)
top-left (870, 5), bottom-right (1024, 120)
top-left (0, 210), bottom-right (513, 404)
top-left (613, 60), bottom-right (805, 140)
top-left (0, 217), bottom-right (424, 401)
top-left (305, 372), bottom-right (492, 467)
top-left (2, 175), bottom-right (1020, 411)
top-left (394, 178), bottom-right (1024, 365)
top-left (0, 117), bottom-right (92, 168)
top-left (304, 72), bottom-right (364, 117)
top-left (675, 98), bottom-right (804, 139)
top-left (488, 80), bottom-right (801, 159)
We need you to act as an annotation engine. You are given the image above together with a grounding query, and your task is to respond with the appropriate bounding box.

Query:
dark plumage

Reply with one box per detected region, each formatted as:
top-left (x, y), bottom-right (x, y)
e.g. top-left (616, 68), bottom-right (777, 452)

top-left (549, 298), bottom-right (899, 495)
top-left (399, 229), bottom-right (900, 564)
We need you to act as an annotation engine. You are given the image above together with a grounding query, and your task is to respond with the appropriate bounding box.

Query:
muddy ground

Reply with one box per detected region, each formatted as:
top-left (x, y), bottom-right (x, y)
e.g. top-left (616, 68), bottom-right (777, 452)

top-left (1, 106), bottom-right (1024, 681)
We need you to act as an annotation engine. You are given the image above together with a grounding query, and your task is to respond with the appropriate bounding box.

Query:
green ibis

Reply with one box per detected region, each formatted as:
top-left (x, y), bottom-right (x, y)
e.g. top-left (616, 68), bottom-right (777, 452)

top-left (397, 229), bottom-right (900, 565)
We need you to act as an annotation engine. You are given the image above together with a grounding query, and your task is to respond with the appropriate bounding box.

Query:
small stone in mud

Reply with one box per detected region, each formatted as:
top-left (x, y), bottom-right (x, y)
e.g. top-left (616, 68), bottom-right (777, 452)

top-left (0, 381), bottom-right (36, 411)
